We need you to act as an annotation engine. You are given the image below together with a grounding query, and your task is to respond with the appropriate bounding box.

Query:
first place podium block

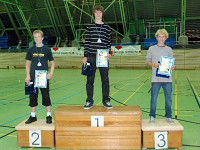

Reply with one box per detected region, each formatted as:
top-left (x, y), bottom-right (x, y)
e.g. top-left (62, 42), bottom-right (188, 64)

top-left (54, 105), bottom-right (142, 149)
top-left (142, 119), bottom-right (184, 149)
top-left (16, 119), bottom-right (55, 148)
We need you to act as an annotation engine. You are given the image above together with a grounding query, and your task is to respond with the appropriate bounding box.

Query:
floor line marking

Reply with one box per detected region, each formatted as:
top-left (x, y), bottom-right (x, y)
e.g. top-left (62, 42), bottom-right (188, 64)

top-left (0, 134), bottom-right (17, 138)
top-left (123, 76), bottom-right (150, 105)
top-left (1, 90), bottom-right (84, 126)
top-left (96, 70), bottom-right (150, 106)
top-left (175, 71), bottom-right (179, 118)
top-left (96, 83), bottom-right (130, 106)
top-left (185, 72), bottom-right (200, 108)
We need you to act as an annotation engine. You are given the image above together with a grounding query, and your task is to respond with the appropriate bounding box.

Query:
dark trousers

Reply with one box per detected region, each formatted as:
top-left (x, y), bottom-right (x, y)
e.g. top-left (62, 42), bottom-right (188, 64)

top-left (86, 57), bottom-right (110, 103)
top-left (29, 81), bottom-right (52, 107)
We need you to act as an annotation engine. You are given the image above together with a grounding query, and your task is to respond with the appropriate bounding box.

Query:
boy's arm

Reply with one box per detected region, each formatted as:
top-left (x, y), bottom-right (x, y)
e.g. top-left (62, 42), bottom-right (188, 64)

top-left (47, 60), bottom-right (55, 79)
top-left (83, 25), bottom-right (90, 64)
top-left (105, 25), bottom-right (111, 60)
top-left (26, 60), bottom-right (31, 84)
top-left (147, 62), bottom-right (159, 68)
top-left (146, 48), bottom-right (159, 68)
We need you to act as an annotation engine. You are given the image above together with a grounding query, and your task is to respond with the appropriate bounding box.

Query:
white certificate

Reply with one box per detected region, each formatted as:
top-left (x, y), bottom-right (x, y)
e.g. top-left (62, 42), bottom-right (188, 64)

top-left (34, 70), bottom-right (47, 88)
top-left (96, 49), bottom-right (108, 67)
top-left (157, 56), bottom-right (174, 77)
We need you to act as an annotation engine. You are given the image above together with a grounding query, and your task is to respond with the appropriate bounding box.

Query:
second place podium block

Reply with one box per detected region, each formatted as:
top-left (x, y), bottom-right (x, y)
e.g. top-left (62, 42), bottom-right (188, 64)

top-left (16, 119), bottom-right (55, 148)
top-left (54, 105), bottom-right (142, 149)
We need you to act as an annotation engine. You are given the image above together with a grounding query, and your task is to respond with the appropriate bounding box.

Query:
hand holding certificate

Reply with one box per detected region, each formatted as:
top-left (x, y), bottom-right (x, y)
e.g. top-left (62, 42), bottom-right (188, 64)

top-left (96, 49), bottom-right (108, 67)
top-left (34, 70), bottom-right (47, 88)
top-left (156, 56), bottom-right (175, 78)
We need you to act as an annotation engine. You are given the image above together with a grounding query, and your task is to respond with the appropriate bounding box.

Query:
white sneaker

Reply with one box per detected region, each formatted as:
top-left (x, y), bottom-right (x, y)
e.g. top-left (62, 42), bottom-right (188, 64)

top-left (166, 118), bottom-right (174, 124)
top-left (84, 101), bottom-right (93, 110)
top-left (149, 116), bottom-right (155, 124)
top-left (103, 101), bottom-right (113, 109)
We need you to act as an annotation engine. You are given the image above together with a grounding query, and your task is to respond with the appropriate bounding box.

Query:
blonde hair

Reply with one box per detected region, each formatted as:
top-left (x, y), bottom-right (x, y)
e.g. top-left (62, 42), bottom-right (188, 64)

top-left (33, 30), bottom-right (44, 37)
top-left (93, 5), bottom-right (104, 15)
top-left (155, 29), bottom-right (169, 39)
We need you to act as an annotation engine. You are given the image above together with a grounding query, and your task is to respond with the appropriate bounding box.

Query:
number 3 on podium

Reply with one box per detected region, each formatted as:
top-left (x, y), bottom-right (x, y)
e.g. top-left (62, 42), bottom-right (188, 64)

top-left (91, 116), bottom-right (104, 127)
top-left (155, 131), bottom-right (168, 149)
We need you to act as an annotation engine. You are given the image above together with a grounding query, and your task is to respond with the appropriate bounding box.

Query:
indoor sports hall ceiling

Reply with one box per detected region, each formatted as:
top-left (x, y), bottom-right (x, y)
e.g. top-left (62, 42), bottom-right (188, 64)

top-left (0, 0), bottom-right (199, 44)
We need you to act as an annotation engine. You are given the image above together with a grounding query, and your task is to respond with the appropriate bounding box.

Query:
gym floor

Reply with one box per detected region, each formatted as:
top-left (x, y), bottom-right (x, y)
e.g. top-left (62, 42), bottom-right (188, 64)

top-left (0, 69), bottom-right (199, 150)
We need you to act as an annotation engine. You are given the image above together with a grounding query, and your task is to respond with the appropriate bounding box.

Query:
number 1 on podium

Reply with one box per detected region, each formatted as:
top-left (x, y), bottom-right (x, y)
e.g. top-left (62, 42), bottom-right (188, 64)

top-left (91, 116), bottom-right (104, 127)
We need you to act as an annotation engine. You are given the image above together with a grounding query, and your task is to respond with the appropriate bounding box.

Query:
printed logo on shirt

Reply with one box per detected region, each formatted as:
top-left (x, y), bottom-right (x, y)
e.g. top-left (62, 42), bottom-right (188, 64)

top-left (33, 53), bottom-right (45, 57)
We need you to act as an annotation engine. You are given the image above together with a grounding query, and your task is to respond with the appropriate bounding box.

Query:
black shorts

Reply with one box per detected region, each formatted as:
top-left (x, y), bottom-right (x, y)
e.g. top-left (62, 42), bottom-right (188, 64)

top-left (29, 82), bottom-right (52, 107)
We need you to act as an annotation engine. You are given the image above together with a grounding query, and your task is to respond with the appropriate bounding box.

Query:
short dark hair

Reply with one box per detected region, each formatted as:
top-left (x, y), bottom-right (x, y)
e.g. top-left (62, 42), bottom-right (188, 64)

top-left (93, 5), bottom-right (104, 15)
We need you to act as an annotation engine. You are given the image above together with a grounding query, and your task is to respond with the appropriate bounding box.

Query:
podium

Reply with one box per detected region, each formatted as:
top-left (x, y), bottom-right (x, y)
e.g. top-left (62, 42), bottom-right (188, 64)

top-left (15, 119), bottom-right (55, 148)
top-left (54, 106), bottom-right (142, 149)
top-left (142, 119), bottom-right (184, 149)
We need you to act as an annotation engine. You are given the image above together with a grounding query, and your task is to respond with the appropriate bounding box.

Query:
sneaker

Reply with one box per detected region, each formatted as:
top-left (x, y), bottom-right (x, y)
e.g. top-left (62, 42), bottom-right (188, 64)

top-left (84, 101), bottom-right (93, 110)
top-left (166, 118), bottom-right (174, 124)
top-left (103, 101), bottom-right (113, 109)
top-left (149, 116), bottom-right (155, 124)
top-left (46, 116), bottom-right (52, 124)
top-left (25, 116), bottom-right (37, 124)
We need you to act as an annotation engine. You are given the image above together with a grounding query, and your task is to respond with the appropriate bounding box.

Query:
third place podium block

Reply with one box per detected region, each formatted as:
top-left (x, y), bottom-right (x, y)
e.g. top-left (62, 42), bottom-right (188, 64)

top-left (142, 119), bottom-right (184, 149)
top-left (54, 105), bottom-right (142, 149)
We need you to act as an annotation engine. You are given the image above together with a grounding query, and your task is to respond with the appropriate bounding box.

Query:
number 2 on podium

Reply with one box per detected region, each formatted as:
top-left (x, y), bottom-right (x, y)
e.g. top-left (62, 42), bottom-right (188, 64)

top-left (91, 116), bottom-right (104, 127)
top-left (29, 130), bottom-right (42, 147)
